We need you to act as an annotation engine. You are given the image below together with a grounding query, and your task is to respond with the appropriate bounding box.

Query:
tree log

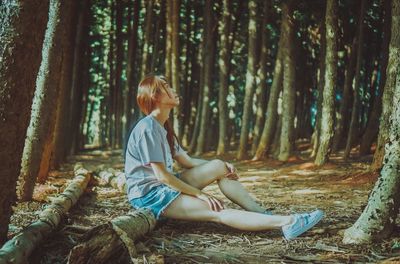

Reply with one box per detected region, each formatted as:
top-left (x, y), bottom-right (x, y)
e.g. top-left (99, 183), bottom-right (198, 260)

top-left (96, 168), bottom-right (126, 192)
top-left (0, 164), bottom-right (91, 263)
top-left (67, 209), bottom-right (156, 264)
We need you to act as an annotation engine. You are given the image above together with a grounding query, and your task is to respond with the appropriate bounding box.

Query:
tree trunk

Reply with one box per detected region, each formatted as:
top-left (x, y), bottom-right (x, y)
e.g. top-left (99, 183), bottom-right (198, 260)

top-left (195, 0), bottom-right (216, 155)
top-left (165, 0), bottom-right (172, 82)
top-left (68, 0), bottom-right (90, 155)
top-left (171, 0), bottom-right (181, 139)
top-left (311, 19), bottom-right (326, 159)
top-left (38, 0), bottom-right (78, 182)
top-left (343, 0), bottom-right (367, 159)
top-left (67, 209), bottom-right (156, 264)
top-left (51, 3), bottom-right (79, 169)
top-left (114, 0), bottom-right (124, 149)
top-left (332, 36), bottom-right (357, 152)
top-left (372, 1), bottom-right (396, 170)
top-left (343, 1), bottom-right (400, 244)
top-left (0, 164), bottom-right (91, 263)
top-left (251, 0), bottom-right (271, 156)
top-left (253, 32), bottom-right (284, 160)
top-left (0, 0), bottom-right (49, 244)
top-left (237, 0), bottom-right (258, 159)
top-left (314, 0), bottom-right (338, 165)
top-left (217, 0), bottom-right (233, 155)
top-left (140, 0), bottom-right (154, 81)
top-left (278, 0), bottom-right (296, 161)
top-left (124, 0), bottom-right (141, 147)
top-left (360, 0), bottom-right (391, 156)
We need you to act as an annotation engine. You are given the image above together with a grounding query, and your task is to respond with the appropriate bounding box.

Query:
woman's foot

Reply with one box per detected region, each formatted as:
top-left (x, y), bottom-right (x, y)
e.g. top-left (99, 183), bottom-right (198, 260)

top-left (282, 209), bottom-right (324, 240)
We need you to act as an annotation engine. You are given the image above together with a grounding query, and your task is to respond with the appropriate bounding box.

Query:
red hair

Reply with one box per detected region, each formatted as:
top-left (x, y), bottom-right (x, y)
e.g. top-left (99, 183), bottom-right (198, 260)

top-left (137, 74), bottom-right (178, 156)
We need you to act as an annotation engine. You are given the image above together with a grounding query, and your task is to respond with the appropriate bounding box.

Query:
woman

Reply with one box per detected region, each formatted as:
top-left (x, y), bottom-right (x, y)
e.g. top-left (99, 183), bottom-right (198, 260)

top-left (124, 74), bottom-right (323, 240)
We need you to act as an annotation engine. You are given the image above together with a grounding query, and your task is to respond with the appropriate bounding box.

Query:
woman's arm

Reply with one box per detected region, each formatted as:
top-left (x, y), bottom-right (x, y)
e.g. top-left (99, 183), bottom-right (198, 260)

top-left (174, 152), bottom-right (208, 169)
top-left (151, 162), bottom-right (202, 196)
top-left (150, 162), bottom-right (224, 211)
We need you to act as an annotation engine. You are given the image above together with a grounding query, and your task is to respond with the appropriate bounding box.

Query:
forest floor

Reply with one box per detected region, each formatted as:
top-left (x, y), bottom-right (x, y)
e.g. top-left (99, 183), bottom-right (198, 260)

top-left (8, 146), bottom-right (400, 264)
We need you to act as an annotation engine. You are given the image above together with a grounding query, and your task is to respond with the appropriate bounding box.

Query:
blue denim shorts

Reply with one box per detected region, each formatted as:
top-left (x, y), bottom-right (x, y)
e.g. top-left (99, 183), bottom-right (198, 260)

top-left (129, 173), bottom-right (181, 220)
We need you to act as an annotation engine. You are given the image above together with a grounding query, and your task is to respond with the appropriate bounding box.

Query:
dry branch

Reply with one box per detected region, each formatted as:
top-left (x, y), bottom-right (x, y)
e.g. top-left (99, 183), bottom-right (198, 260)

top-left (67, 208), bottom-right (156, 264)
top-left (0, 163), bottom-right (91, 264)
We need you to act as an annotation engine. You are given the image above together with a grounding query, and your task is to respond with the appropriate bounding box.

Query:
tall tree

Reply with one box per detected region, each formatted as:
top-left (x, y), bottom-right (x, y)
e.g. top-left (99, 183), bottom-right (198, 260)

top-left (113, 0), bottom-right (124, 148)
top-left (195, 0), bottom-right (216, 154)
top-left (51, 1), bottom-right (79, 169)
top-left (217, 0), bottom-right (233, 155)
top-left (372, 1), bottom-right (396, 170)
top-left (124, 0), bottom-right (141, 144)
top-left (68, 0), bottom-right (90, 155)
top-left (0, 0), bottom-right (49, 244)
top-left (278, 0), bottom-right (296, 161)
top-left (237, 0), bottom-right (258, 159)
top-left (140, 0), bottom-right (154, 80)
top-left (18, 0), bottom-right (74, 200)
top-left (314, 0), bottom-right (338, 165)
top-left (332, 36), bottom-right (357, 152)
top-left (251, 0), bottom-right (271, 156)
top-left (343, 1), bottom-right (400, 244)
top-left (171, 0), bottom-right (181, 139)
top-left (360, 0), bottom-right (391, 155)
top-left (343, 0), bottom-right (367, 159)
top-left (311, 18), bottom-right (326, 158)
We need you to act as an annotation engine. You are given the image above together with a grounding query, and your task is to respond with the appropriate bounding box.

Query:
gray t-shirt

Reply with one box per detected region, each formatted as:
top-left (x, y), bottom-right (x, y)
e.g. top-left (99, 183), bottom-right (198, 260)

top-left (124, 115), bottom-right (186, 200)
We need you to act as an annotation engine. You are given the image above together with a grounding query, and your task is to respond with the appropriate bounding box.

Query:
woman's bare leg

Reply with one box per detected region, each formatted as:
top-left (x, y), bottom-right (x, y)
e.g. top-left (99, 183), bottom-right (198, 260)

top-left (179, 159), bottom-right (266, 212)
top-left (161, 194), bottom-right (292, 231)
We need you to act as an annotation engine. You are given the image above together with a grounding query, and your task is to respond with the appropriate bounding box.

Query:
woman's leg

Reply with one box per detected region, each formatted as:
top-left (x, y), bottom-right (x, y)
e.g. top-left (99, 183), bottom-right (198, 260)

top-left (179, 159), bottom-right (266, 212)
top-left (161, 194), bottom-right (293, 231)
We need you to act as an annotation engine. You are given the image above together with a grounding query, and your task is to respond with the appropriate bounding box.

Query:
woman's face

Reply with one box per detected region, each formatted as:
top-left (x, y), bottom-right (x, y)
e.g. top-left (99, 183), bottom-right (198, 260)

top-left (156, 81), bottom-right (180, 108)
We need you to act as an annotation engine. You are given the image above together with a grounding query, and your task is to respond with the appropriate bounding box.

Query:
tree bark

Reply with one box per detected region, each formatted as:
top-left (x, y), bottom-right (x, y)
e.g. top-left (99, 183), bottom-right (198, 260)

top-left (195, 0), bottom-right (216, 155)
top-left (343, 1), bottom-right (400, 244)
top-left (171, 0), bottom-right (181, 139)
top-left (217, 0), bottom-right (233, 155)
top-left (17, 0), bottom-right (71, 200)
top-left (360, 0), bottom-right (391, 156)
top-left (0, 164), bottom-right (91, 263)
top-left (253, 30), bottom-right (284, 160)
top-left (343, 0), bottom-right (367, 159)
top-left (332, 36), bottom-right (357, 152)
top-left (38, 0), bottom-right (77, 179)
top-left (311, 19), bottom-right (326, 158)
top-left (68, 0), bottom-right (90, 155)
top-left (124, 0), bottom-right (141, 147)
top-left (67, 209), bottom-right (156, 264)
top-left (278, 1), bottom-right (296, 161)
top-left (0, 0), bottom-right (49, 244)
top-left (372, 0), bottom-right (396, 170)
top-left (237, 0), bottom-right (258, 159)
top-left (51, 3), bottom-right (79, 169)
top-left (315, 0), bottom-right (338, 165)
top-left (140, 0), bottom-right (154, 80)
top-left (251, 0), bottom-right (271, 156)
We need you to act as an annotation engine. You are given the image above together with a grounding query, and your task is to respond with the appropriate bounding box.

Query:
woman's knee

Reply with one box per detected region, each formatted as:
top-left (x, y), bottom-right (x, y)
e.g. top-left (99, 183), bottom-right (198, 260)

top-left (208, 159), bottom-right (227, 178)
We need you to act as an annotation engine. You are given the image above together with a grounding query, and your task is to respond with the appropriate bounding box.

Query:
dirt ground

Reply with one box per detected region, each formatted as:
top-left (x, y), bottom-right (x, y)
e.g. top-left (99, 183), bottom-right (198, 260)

top-left (8, 149), bottom-right (400, 263)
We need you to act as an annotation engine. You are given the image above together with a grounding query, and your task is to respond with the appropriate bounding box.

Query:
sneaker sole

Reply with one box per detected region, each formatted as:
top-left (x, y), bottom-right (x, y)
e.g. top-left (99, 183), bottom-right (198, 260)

top-left (284, 210), bottom-right (324, 240)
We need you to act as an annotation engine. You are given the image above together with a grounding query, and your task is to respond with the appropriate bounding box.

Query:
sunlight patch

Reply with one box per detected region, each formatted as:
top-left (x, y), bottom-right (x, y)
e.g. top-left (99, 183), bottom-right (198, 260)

top-left (292, 188), bottom-right (327, 195)
top-left (289, 170), bottom-right (315, 176)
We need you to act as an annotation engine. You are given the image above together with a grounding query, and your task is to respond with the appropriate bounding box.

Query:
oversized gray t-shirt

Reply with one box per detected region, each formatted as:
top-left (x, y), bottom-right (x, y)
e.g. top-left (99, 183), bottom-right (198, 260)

top-left (124, 115), bottom-right (186, 201)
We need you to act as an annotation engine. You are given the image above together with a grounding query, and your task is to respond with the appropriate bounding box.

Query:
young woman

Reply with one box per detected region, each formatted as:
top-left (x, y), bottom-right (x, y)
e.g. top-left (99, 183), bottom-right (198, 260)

top-left (124, 74), bottom-right (323, 240)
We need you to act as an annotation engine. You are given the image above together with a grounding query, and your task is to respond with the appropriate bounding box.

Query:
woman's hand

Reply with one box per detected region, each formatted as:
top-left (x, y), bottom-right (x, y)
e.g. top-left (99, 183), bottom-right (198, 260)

top-left (225, 162), bottom-right (239, 180)
top-left (196, 192), bottom-right (224, 211)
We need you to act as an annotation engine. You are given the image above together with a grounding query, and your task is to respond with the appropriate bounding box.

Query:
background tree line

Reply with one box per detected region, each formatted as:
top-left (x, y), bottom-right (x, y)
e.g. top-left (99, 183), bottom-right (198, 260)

top-left (0, 0), bottom-right (399, 246)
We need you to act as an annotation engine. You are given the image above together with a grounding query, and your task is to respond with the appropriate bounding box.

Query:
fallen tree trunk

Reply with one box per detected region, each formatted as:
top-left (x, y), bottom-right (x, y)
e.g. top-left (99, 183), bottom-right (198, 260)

top-left (0, 163), bottom-right (91, 264)
top-left (96, 168), bottom-right (126, 192)
top-left (67, 208), bottom-right (156, 264)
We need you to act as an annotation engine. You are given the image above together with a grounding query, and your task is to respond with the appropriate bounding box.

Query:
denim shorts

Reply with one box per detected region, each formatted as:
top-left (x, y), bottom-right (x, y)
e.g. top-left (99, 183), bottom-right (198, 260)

top-left (129, 173), bottom-right (181, 220)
